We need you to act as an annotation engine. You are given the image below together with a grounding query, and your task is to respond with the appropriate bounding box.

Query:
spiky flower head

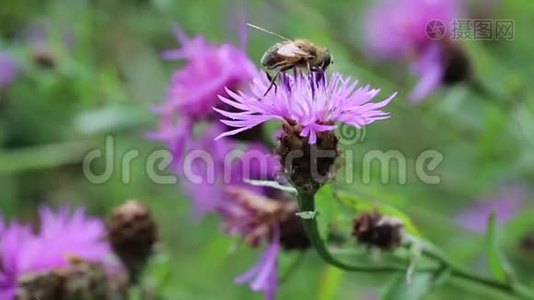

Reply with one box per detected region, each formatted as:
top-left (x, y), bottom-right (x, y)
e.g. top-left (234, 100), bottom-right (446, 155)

top-left (216, 71), bottom-right (394, 193)
top-left (0, 206), bottom-right (111, 300)
top-left (215, 70), bottom-right (395, 144)
top-left (149, 25), bottom-right (258, 157)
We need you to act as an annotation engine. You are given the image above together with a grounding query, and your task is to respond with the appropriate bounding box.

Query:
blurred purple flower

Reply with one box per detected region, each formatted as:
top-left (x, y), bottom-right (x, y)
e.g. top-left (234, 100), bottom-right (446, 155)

top-left (149, 24), bottom-right (258, 157)
top-left (0, 221), bottom-right (32, 300)
top-left (0, 206), bottom-right (111, 299)
top-left (178, 124), bottom-right (280, 216)
top-left (24, 24), bottom-right (76, 51)
top-left (0, 52), bottom-right (19, 88)
top-left (215, 71), bottom-right (395, 144)
top-left (218, 186), bottom-right (294, 248)
top-left (365, 0), bottom-right (459, 58)
top-left (457, 185), bottom-right (527, 233)
top-left (235, 226), bottom-right (280, 300)
top-left (408, 43), bottom-right (444, 102)
top-left (364, 0), bottom-right (462, 102)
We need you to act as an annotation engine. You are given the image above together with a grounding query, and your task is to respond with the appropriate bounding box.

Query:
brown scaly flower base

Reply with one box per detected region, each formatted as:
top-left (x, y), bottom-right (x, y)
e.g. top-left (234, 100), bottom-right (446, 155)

top-left (108, 200), bottom-right (158, 285)
top-left (441, 39), bottom-right (471, 85)
top-left (352, 211), bottom-right (404, 251)
top-left (278, 213), bottom-right (311, 251)
top-left (222, 186), bottom-right (310, 250)
top-left (15, 258), bottom-right (127, 300)
top-left (276, 121), bottom-right (339, 194)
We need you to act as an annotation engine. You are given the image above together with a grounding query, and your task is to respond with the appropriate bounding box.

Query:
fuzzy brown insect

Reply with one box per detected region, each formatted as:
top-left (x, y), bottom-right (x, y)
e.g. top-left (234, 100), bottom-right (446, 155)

top-left (248, 23), bottom-right (333, 95)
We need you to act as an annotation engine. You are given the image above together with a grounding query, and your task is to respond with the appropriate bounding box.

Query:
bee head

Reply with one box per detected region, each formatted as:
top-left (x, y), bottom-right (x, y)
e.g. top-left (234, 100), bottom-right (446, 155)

top-left (321, 50), bottom-right (333, 70)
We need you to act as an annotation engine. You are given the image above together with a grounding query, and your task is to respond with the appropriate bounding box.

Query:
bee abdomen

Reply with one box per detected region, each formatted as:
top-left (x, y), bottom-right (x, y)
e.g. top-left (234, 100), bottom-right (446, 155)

top-left (261, 43), bottom-right (283, 69)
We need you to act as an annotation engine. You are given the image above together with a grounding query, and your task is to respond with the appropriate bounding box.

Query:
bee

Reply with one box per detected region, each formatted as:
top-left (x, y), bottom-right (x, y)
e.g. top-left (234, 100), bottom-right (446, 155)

top-left (247, 23), bottom-right (333, 95)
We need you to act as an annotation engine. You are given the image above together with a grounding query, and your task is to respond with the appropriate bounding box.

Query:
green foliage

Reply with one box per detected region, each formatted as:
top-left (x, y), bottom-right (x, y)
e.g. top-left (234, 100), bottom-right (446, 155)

top-left (1, 0), bottom-right (534, 299)
top-left (486, 212), bottom-right (516, 284)
top-left (382, 273), bottom-right (434, 300)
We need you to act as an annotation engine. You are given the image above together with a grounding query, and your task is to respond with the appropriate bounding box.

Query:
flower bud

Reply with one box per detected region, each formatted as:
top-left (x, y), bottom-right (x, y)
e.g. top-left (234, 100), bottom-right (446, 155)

top-left (276, 121), bottom-right (339, 194)
top-left (16, 271), bottom-right (62, 300)
top-left (57, 259), bottom-right (111, 300)
top-left (521, 232), bottom-right (534, 252)
top-left (32, 48), bottom-right (55, 68)
top-left (278, 213), bottom-right (311, 250)
top-left (221, 186), bottom-right (310, 250)
top-left (15, 259), bottom-right (124, 300)
top-left (441, 40), bottom-right (471, 85)
top-left (108, 200), bottom-right (158, 284)
top-left (352, 212), bottom-right (404, 250)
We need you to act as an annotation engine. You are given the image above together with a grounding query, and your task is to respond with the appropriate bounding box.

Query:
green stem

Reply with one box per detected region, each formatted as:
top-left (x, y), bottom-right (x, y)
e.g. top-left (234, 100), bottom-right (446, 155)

top-left (298, 191), bottom-right (534, 299)
top-left (298, 192), bottom-right (407, 273)
top-left (421, 248), bottom-right (534, 299)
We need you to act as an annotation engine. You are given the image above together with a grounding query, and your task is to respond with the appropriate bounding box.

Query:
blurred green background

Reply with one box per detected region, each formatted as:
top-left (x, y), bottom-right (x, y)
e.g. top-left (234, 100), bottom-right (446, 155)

top-left (1, 0), bottom-right (534, 299)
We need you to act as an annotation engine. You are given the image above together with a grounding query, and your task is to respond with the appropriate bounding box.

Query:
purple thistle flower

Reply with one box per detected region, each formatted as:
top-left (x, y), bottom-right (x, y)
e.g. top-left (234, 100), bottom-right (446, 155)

top-left (364, 0), bottom-right (464, 102)
top-left (149, 24), bottom-right (258, 157)
top-left (215, 71), bottom-right (396, 144)
top-left (178, 124), bottom-right (280, 216)
top-left (235, 225), bottom-right (280, 300)
top-left (0, 205), bottom-right (111, 299)
top-left (364, 0), bottom-right (460, 58)
top-left (0, 221), bottom-right (32, 300)
top-left (457, 185), bottom-right (527, 233)
top-left (177, 125), bottom-right (237, 216)
top-left (0, 52), bottom-right (19, 88)
top-left (218, 186), bottom-right (295, 248)
top-left (408, 43), bottom-right (444, 102)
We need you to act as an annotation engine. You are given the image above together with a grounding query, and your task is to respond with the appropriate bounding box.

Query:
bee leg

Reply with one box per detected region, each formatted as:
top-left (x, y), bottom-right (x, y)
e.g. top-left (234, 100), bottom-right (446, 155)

top-left (263, 71), bottom-right (279, 96)
top-left (266, 71), bottom-right (274, 83)
top-left (262, 65), bottom-right (293, 97)
top-left (264, 67), bottom-right (290, 96)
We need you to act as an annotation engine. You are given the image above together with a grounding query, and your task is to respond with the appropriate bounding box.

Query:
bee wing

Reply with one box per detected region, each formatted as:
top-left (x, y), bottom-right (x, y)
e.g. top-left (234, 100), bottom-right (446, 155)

top-left (277, 43), bottom-right (313, 58)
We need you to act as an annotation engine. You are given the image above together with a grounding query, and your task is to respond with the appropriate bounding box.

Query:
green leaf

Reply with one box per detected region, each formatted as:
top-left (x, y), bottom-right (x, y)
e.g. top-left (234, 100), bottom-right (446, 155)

top-left (486, 211), bottom-right (516, 284)
top-left (382, 273), bottom-right (433, 300)
top-left (243, 179), bottom-right (298, 195)
top-left (431, 267), bottom-right (452, 289)
top-left (75, 105), bottom-right (153, 134)
top-left (406, 242), bottom-right (422, 285)
top-left (334, 190), bottom-right (421, 236)
top-left (318, 266), bottom-right (344, 300)
top-left (127, 286), bottom-right (144, 300)
top-left (0, 141), bottom-right (94, 173)
top-left (143, 252), bottom-right (173, 292)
